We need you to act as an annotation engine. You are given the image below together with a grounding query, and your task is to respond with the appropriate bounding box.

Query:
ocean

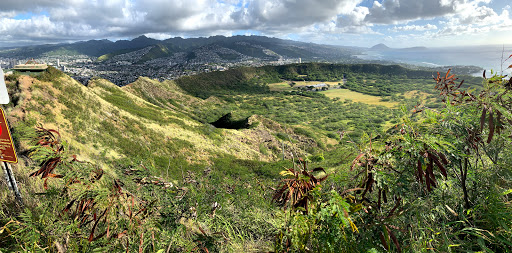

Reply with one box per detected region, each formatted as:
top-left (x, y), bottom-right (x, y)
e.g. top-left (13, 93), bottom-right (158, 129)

top-left (356, 44), bottom-right (512, 77)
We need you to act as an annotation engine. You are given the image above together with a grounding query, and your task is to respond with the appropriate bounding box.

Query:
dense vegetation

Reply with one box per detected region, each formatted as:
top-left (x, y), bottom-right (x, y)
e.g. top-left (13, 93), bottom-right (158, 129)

top-left (175, 63), bottom-right (482, 98)
top-left (174, 66), bottom-right (275, 99)
top-left (272, 69), bottom-right (512, 252)
top-left (1, 59), bottom-right (511, 253)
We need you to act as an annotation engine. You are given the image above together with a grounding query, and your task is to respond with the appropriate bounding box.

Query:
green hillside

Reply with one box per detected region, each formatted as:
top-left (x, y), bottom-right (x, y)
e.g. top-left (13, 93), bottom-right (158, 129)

top-left (1, 68), bottom-right (332, 251)
top-left (97, 48), bottom-right (139, 62)
top-left (6, 70), bottom-right (321, 168)
top-left (138, 44), bottom-right (173, 62)
top-left (1, 64), bottom-right (511, 252)
top-left (174, 63), bottom-right (483, 99)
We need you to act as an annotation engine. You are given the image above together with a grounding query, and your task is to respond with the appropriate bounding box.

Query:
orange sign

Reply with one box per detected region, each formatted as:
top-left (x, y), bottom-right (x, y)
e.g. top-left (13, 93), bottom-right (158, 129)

top-left (0, 108), bottom-right (17, 163)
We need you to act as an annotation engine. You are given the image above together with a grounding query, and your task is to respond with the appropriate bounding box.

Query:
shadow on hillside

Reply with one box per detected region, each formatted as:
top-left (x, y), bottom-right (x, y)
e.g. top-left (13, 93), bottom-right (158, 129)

top-left (210, 112), bottom-right (250, 129)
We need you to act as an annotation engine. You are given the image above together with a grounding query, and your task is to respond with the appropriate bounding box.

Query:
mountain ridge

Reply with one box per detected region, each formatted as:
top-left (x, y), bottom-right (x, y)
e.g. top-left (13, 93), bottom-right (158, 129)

top-left (0, 35), bottom-right (358, 61)
top-left (5, 69), bottom-right (320, 172)
top-left (370, 43), bottom-right (390, 50)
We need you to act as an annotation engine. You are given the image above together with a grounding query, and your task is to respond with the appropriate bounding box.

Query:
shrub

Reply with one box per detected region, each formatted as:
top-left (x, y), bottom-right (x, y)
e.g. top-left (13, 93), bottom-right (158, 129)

top-left (36, 66), bottom-right (63, 82)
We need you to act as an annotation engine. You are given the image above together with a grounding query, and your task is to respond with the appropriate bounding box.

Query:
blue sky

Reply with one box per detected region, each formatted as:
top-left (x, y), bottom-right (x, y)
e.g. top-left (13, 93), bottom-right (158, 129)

top-left (0, 0), bottom-right (511, 48)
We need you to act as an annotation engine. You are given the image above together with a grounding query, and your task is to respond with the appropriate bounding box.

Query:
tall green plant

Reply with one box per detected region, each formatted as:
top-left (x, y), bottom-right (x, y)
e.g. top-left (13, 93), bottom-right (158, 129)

top-left (272, 159), bottom-right (363, 252)
top-left (3, 126), bottom-right (165, 252)
top-left (347, 66), bottom-right (512, 251)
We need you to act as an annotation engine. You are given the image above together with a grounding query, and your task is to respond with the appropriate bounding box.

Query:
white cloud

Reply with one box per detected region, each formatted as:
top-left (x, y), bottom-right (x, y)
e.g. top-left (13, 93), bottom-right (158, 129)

top-left (360, 0), bottom-right (506, 26)
top-left (235, 0), bottom-right (363, 30)
top-left (0, 0), bottom-right (66, 12)
top-left (0, 0), bottom-right (511, 48)
top-left (364, 0), bottom-right (458, 24)
top-left (0, 11), bottom-right (16, 18)
top-left (435, 2), bottom-right (512, 37)
top-left (391, 24), bottom-right (438, 32)
top-left (337, 6), bottom-right (369, 27)
top-left (0, 15), bottom-right (103, 47)
top-left (452, 1), bottom-right (499, 25)
top-left (0, 0), bottom-right (239, 46)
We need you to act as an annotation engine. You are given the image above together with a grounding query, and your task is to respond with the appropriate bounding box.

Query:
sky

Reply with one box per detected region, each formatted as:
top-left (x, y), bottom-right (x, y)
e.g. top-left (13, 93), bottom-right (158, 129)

top-left (0, 0), bottom-right (511, 48)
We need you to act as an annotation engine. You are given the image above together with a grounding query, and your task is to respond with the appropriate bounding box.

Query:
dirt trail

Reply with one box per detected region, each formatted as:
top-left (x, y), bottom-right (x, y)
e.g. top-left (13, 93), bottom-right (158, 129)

top-left (6, 75), bottom-right (33, 121)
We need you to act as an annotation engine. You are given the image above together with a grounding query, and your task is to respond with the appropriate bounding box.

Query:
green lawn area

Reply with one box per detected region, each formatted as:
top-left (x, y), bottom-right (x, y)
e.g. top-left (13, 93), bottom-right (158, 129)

top-left (321, 88), bottom-right (398, 108)
top-left (268, 82), bottom-right (293, 91)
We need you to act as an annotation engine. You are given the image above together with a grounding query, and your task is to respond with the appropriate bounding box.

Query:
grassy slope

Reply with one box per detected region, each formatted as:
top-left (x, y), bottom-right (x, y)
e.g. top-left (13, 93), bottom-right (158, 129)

top-left (6, 73), bottom-right (320, 175)
top-left (2, 70), bottom-right (337, 252)
top-left (2, 63), bottom-right (499, 252)
top-left (5, 64), bottom-right (457, 175)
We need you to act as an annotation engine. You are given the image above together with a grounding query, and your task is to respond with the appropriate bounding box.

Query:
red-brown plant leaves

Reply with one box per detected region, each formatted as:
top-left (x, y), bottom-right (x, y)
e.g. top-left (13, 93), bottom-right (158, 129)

top-left (29, 125), bottom-right (156, 246)
top-left (433, 69), bottom-right (475, 104)
top-left (487, 109), bottom-right (495, 143)
top-left (417, 149), bottom-right (449, 192)
top-left (272, 158), bottom-right (328, 213)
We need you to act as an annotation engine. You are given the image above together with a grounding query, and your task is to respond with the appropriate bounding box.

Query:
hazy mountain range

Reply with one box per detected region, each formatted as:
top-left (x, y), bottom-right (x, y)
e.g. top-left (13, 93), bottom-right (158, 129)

top-left (3, 35), bottom-right (507, 80)
top-left (0, 35), bottom-right (360, 62)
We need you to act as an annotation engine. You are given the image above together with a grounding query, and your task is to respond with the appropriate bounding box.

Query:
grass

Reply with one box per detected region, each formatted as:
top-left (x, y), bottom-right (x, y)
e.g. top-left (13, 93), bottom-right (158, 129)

top-left (268, 82), bottom-right (293, 92)
top-left (5, 71), bottom-right (393, 248)
top-left (321, 88), bottom-right (399, 108)
top-left (268, 80), bottom-right (399, 108)
top-left (404, 90), bottom-right (431, 99)
top-left (13, 74), bottom-right (309, 171)
top-left (4, 63), bottom-right (502, 253)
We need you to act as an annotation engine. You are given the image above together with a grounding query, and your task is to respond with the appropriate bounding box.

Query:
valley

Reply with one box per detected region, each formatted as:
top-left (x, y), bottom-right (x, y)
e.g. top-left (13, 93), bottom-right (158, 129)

top-left (1, 59), bottom-right (511, 252)
top-left (1, 0), bottom-right (511, 249)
